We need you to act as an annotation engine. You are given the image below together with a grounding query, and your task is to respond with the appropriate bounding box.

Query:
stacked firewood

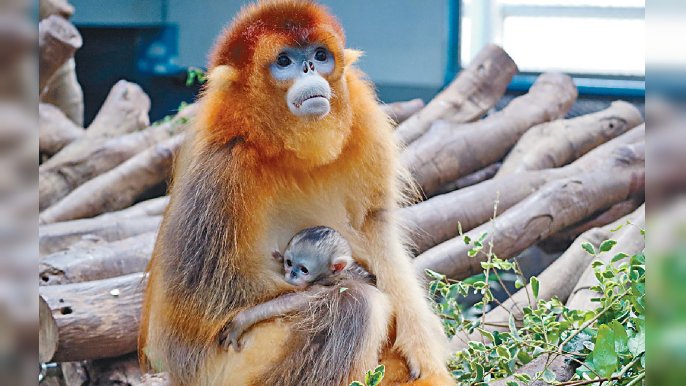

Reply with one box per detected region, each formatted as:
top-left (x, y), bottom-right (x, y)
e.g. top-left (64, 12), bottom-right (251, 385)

top-left (38, 2), bottom-right (646, 384)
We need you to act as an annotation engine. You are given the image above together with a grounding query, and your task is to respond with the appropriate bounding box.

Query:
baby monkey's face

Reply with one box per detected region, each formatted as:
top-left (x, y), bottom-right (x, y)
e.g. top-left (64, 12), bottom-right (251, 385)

top-left (281, 250), bottom-right (327, 287)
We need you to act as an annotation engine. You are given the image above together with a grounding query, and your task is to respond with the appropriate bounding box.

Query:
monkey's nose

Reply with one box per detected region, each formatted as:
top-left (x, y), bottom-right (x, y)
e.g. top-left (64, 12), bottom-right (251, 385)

top-left (303, 61), bottom-right (309, 73)
top-left (303, 61), bottom-right (315, 74)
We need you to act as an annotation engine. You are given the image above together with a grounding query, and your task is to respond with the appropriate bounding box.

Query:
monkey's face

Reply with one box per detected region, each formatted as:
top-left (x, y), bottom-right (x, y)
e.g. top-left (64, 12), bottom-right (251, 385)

top-left (270, 45), bottom-right (334, 118)
top-left (205, 2), bottom-right (356, 167)
top-left (282, 251), bottom-right (320, 287)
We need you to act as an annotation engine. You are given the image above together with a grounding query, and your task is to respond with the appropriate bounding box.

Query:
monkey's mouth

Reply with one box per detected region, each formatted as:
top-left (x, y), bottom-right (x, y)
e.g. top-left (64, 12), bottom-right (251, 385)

top-left (293, 94), bottom-right (327, 109)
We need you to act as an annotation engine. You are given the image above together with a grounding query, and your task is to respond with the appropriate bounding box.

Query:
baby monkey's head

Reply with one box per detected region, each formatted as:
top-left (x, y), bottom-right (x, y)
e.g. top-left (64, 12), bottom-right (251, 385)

top-left (273, 226), bottom-right (352, 287)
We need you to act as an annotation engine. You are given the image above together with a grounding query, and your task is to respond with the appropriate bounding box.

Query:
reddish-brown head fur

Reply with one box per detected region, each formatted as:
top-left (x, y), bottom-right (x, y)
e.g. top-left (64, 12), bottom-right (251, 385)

top-left (200, 0), bottom-right (359, 168)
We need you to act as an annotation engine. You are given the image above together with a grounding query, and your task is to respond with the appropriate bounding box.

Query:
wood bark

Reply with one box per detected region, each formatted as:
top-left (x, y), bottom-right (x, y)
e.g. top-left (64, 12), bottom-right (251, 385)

top-left (395, 44), bottom-right (517, 145)
top-left (540, 196), bottom-right (643, 252)
top-left (566, 206), bottom-right (645, 312)
top-left (62, 353), bottom-right (152, 386)
top-left (414, 143), bottom-right (644, 280)
top-left (429, 162), bottom-right (501, 197)
top-left (40, 233), bottom-right (155, 285)
top-left (402, 72), bottom-right (577, 197)
top-left (450, 207), bottom-right (642, 350)
top-left (402, 123), bottom-right (644, 255)
top-left (40, 295), bottom-right (58, 363)
top-left (40, 135), bottom-right (183, 223)
top-left (39, 15), bottom-right (82, 92)
top-left (39, 215), bottom-right (162, 257)
top-left (41, 59), bottom-right (84, 126)
top-left (381, 98), bottom-right (425, 125)
top-left (39, 273), bottom-right (145, 362)
top-left (497, 101), bottom-right (643, 176)
top-left (38, 97), bottom-right (195, 210)
top-left (38, 196), bottom-right (166, 256)
top-left (39, 0), bottom-right (74, 20)
top-left (40, 103), bottom-right (84, 156)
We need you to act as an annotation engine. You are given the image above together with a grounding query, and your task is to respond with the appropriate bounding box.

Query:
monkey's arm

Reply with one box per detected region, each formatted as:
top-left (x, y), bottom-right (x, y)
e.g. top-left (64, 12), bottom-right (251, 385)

top-left (219, 291), bottom-right (312, 351)
top-left (361, 209), bottom-right (451, 383)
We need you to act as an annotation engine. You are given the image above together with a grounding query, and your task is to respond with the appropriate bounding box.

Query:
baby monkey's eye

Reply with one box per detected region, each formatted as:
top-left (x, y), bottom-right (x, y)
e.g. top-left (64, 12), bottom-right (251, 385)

top-left (314, 49), bottom-right (327, 62)
top-left (276, 54), bottom-right (292, 67)
top-left (286, 259), bottom-right (292, 267)
top-left (300, 266), bottom-right (309, 274)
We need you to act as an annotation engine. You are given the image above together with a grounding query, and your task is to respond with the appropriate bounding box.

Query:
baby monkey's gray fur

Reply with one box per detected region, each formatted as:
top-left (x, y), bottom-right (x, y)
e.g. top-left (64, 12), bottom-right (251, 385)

top-left (220, 226), bottom-right (374, 351)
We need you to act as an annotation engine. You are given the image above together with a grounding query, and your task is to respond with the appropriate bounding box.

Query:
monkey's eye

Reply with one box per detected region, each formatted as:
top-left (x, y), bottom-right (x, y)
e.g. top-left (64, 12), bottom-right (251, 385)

top-left (300, 266), bottom-right (309, 275)
top-left (276, 54), bottom-right (292, 67)
top-left (286, 259), bottom-right (292, 267)
top-left (314, 49), bottom-right (327, 62)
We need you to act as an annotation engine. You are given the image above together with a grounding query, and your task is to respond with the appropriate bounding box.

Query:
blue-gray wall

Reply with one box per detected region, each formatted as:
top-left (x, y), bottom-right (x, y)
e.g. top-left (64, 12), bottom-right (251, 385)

top-left (70, 0), bottom-right (449, 89)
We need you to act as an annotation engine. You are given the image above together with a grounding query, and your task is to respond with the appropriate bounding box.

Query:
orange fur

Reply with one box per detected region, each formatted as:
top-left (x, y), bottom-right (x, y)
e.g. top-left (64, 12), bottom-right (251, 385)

top-left (139, 1), bottom-right (452, 385)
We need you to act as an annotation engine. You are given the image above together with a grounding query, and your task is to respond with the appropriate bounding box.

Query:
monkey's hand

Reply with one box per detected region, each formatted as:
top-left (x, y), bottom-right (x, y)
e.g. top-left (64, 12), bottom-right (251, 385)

top-left (218, 319), bottom-right (247, 352)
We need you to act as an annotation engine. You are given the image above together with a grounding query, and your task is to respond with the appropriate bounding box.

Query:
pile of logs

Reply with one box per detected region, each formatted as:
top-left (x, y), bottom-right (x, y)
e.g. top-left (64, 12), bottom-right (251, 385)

top-left (38, 2), bottom-right (646, 384)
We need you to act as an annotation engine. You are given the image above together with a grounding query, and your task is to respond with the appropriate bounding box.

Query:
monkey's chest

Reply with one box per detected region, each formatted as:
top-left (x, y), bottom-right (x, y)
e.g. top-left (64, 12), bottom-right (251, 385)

top-left (262, 185), bottom-right (367, 257)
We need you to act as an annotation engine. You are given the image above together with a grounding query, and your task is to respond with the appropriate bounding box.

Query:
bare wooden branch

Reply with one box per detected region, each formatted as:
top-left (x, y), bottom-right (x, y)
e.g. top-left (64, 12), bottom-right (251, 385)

top-left (38, 98), bottom-right (195, 210)
top-left (381, 98), bottom-right (425, 126)
top-left (39, 273), bottom-right (145, 362)
top-left (40, 59), bottom-right (84, 126)
top-left (39, 15), bottom-right (82, 92)
top-left (540, 196), bottom-right (643, 252)
top-left (39, 215), bottom-right (161, 257)
top-left (414, 143), bottom-right (644, 280)
top-left (395, 44), bottom-right (517, 145)
top-left (402, 72), bottom-right (577, 197)
top-left (429, 162), bottom-right (501, 197)
top-left (497, 101), bottom-right (643, 176)
top-left (40, 233), bottom-right (155, 285)
top-left (402, 122), bottom-right (644, 255)
top-left (40, 135), bottom-right (183, 223)
top-left (39, 103), bottom-right (84, 156)
top-left (39, 0), bottom-right (74, 20)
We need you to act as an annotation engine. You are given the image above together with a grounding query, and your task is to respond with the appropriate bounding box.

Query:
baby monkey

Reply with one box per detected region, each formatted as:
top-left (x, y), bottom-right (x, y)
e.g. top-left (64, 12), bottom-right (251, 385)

top-left (220, 226), bottom-right (374, 351)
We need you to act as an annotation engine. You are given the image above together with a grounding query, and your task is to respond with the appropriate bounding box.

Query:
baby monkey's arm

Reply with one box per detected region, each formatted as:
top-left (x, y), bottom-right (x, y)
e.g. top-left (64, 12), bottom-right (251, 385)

top-left (219, 291), bottom-right (312, 351)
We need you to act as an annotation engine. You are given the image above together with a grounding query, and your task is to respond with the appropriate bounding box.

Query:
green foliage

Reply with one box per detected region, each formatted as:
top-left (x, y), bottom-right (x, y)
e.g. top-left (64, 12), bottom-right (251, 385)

top-left (186, 66), bottom-right (207, 87)
top-left (350, 365), bottom-right (385, 386)
top-left (428, 225), bottom-right (645, 385)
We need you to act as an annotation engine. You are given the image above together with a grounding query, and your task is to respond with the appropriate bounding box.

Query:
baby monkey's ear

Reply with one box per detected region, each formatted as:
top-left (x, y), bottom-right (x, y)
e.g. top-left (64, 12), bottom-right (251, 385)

top-left (272, 251), bottom-right (284, 262)
top-left (331, 255), bottom-right (353, 273)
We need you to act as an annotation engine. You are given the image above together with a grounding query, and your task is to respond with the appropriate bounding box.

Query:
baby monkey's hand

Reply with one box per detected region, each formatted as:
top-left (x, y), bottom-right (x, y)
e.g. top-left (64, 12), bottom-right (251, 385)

top-left (218, 319), bottom-right (247, 352)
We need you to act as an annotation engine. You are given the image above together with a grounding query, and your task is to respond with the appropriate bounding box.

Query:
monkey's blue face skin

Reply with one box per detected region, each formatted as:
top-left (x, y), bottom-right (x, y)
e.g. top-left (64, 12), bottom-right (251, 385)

top-left (282, 251), bottom-right (329, 287)
top-left (270, 45), bottom-right (334, 118)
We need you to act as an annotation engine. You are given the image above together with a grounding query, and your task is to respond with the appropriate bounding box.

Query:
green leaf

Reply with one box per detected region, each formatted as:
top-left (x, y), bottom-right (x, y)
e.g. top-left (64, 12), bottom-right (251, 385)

top-left (628, 327), bottom-right (645, 356)
top-left (513, 373), bottom-right (532, 383)
top-left (609, 320), bottom-right (628, 353)
top-left (542, 368), bottom-right (556, 383)
top-left (463, 235), bottom-right (472, 245)
top-left (582, 242), bottom-right (596, 255)
top-left (514, 278), bottom-right (524, 289)
top-left (506, 382), bottom-right (520, 386)
top-left (611, 252), bottom-right (629, 263)
top-left (349, 382), bottom-right (364, 386)
top-left (531, 276), bottom-right (540, 299)
top-left (599, 239), bottom-right (617, 252)
top-left (364, 364), bottom-right (385, 386)
top-left (592, 325), bottom-right (618, 378)
top-left (496, 346), bottom-right (511, 360)
top-left (339, 287), bottom-right (348, 293)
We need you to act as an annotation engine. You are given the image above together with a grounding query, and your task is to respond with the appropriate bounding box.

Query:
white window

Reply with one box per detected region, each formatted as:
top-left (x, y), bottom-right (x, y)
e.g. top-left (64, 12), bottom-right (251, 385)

top-left (461, 0), bottom-right (645, 76)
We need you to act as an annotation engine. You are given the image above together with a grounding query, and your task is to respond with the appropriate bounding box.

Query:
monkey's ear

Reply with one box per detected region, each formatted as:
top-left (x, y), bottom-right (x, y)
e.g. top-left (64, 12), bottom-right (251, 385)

top-left (331, 255), bottom-right (353, 273)
top-left (272, 251), bottom-right (284, 262)
top-left (344, 49), bottom-right (363, 67)
top-left (207, 65), bottom-right (238, 90)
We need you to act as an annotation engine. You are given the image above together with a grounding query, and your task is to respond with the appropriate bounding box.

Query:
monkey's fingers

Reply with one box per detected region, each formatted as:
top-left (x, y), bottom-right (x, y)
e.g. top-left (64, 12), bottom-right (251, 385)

top-left (406, 356), bottom-right (421, 380)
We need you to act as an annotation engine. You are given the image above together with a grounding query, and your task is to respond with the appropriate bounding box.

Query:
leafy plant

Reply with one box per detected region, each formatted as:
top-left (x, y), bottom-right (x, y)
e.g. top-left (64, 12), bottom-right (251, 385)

top-left (350, 365), bottom-right (385, 386)
top-left (428, 222), bottom-right (645, 385)
top-left (186, 66), bottom-right (207, 87)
